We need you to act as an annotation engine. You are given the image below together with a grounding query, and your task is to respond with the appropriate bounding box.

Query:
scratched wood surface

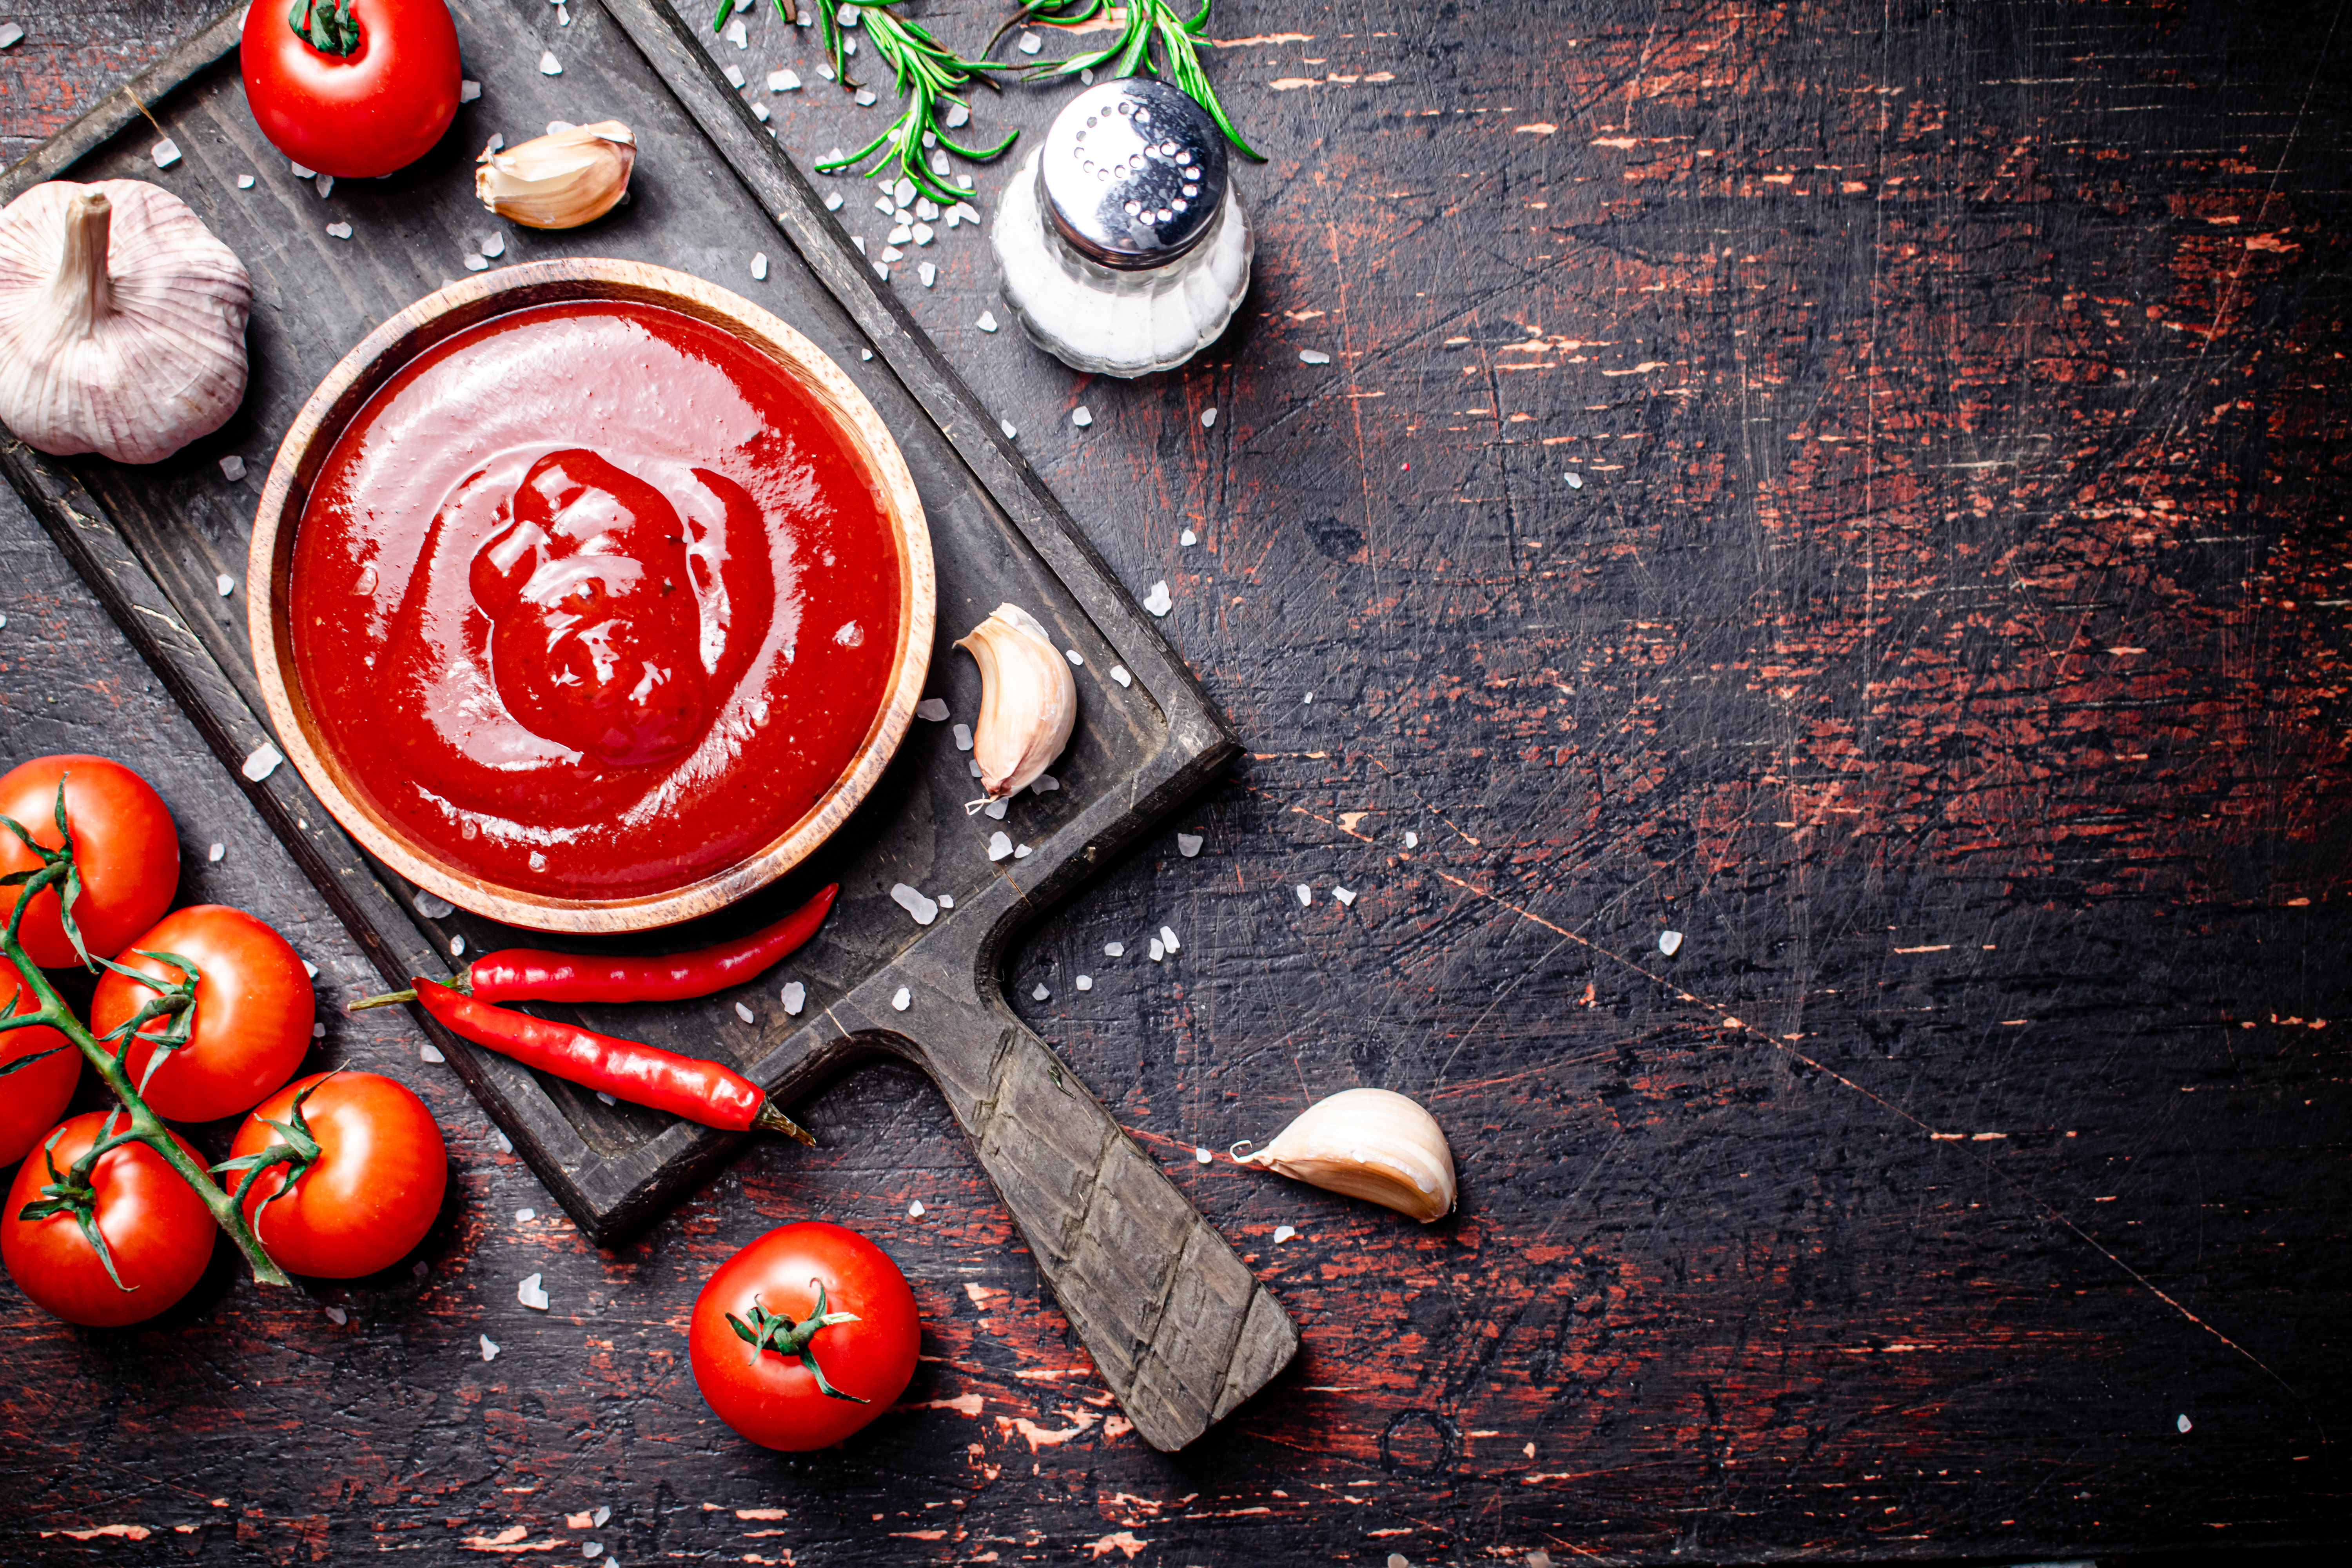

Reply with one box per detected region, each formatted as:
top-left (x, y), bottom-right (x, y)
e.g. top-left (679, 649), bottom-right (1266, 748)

top-left (2, 1), bottom-right (2347, 1563)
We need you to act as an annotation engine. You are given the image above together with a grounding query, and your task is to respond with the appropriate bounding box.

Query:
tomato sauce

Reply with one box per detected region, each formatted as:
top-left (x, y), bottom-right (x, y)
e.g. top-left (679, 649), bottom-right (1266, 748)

top-left (290, 301), bottom-right (900, 901)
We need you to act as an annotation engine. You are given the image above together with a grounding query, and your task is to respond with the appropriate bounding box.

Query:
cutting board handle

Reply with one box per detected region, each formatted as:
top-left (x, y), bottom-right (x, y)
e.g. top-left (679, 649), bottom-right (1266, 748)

top-left (867, 1002), bottom-right (1298, 1452)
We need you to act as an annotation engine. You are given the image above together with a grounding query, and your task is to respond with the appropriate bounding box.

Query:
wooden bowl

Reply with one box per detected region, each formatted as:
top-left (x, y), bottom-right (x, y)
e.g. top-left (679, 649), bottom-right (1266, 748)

top-left (246, 259), bottom-right (933, 934)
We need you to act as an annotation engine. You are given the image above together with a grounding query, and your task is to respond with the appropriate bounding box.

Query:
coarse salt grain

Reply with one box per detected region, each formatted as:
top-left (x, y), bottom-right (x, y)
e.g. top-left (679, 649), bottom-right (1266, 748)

top-left (724, 64), bottom-right (748, 88)
top-left (312, 1023), bottom-right (325, 1039)
top-left (984, 798), bottom-right (1008, 819)
top-left (421, 1044), bottom-right (445, 1064)
top-left (593, 1508), bottom-right (610, 1528)
top-left (1160, 925), bottom-right (1181, 953)
top-left (770, 69), bottom-right (800, 91)
top-left (915, 697), bottom-right (950, 721)
top-left (2178, 1413), bottom-right (2193, 1434)
top-left (1177, 833), bottom-right (1202, 857)
top-left (987, 832), bottom-right (1013, 862)
top-left (596, 1091), bottom-right (616, 1105)
top-left (492, 1129), bottom-right (513, 1154)
top-left (908, 1200), bottom-right (925, 1218)
top-left (1179, 528), bottom-right (1198, 546)
top-left (1076, 975), bottom-right (1093, 991)
top-left (751, 252), bottom-right (769, 280)
top-left (460, 80), bottom-right (481, 103)
top-left (945, 103), bottom-right (969, 129)
top-left (1104, 942), bottom-right (1125, 958)
top-left (852, 234), bottom-right (866, 253)
top-left (1031, 774), bottom-right (1060, 793)
top-left (918, 261), bottom-right (936, 287)
top-left (1072, 405), bottom-right (1094, 428)
top-left (1142, 581), bottom-right (1172, 617)
top-left (887, 223), bottom-right (911, 245)
top-left (1403, 830), bottom-right (1419, 849)
top-left (326, 222), bottom-right (352, 239)
top-left (208, 842), bottom-right (226, 862)
top-left (781, 981), bottom-right (805, 1014)
top-left (1032, 983), bottom-right (1049, 1001)
top-left (1196, 1147), bottom-right (1212, 1165)
top-left (735, 1002), bottom-right (756, 1024)
top-left (151, 139), bottom-right (181, 169)
top-left (824, 191), bottom-right (843, 211)
top-left (483, 233), bottom-right (505, 258)
top-left (1273, 1225), bottom-right (1297, 1243)
top-left (1148, 939), bottom-right (1163, 962)
top-left (880, 245), bottom-right (904, 263)
top-left (242, 743), bottom-right (284, 782)
top-left (0, 24), bottom-right (23, 49)
top-left (480, 1335), bottom-right (501, 1361)
top-left (891, 985), bottom-right (911, 1011)
top-left (516, 1207), bottom-right (535, 1223)
top-left (913, 223), bottom-right (934, 245)
top-left (1110, 665), bottom-right (1132, 687)
top-left (1300, 349), bottom-right (1331, 365)
top-left (292, 160), bottom-right (317, 178)
top-left (451, 936), bottom-right (466, 956)
top-left (1013, 843), bottom-right (1031, 859)
top-left (953, 722), bottom-right (973, 751)
top-left (855, 88), bottom-right (877, 106)
top-left (465, 254), bottom-right (489, 272)
top-left (518, 1273), bottom-right (549, 1310)
top-left (724, 16), bottom-right (748, 47)
top-left (1334, 887), bottom-right (1357, 907)
top-left (976, 310), bottom-right (998, 332)
top-left (416, 892), bottom-right (456, 918)
top-left (237, 174), bottom-right (256, 189)
top-left (1564, 471), bottom-right (1584, 489)
top-left (216, 573), bottom-right (234, 597)
top-left (303, 960), bottom-right (318, 978)
top-left (890, 882), bottom-right (940, 925)
top-left (316, 174), bottom-right (334, 199)
top-left (539, 51), bottom-right (562, 76)
top-left (1018, 31), bottom-right (1041, 53)
top-left (1659, 929), bottom-right (1684, 956)
top-left (1000, 418), bottom-right (1018, 439)
top-left (1065, 648), bottom-right (1084, 665)
top-left (1295, 884), bottom-right (1313, 907)
top-left (1201, 407), bottom-right (1218, 428)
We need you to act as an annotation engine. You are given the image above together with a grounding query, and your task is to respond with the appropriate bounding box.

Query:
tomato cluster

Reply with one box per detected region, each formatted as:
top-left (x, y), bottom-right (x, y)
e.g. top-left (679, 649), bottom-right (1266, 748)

top-left (1, 755), bottom-right (447, 1326)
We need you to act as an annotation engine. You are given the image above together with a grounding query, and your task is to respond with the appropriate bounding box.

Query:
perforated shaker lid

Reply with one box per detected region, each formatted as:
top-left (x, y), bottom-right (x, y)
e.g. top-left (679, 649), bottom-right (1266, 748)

top-left (1038, 78), bottom-right (1228, 270)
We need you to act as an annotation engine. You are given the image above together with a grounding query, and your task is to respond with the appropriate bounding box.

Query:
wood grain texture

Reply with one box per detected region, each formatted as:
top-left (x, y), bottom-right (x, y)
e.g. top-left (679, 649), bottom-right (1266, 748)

top-left (4, 0), bottom-right (2350, 1562)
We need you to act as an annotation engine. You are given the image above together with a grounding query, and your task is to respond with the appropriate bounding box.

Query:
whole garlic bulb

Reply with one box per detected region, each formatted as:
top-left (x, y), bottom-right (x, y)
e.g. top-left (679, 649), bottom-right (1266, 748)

top-left (1232, 1088), bottom-right (1457, 1223)
top-left (0, 180), bottom-right (252, 465)
top-left (956, 603), bottom-right (1076, 799)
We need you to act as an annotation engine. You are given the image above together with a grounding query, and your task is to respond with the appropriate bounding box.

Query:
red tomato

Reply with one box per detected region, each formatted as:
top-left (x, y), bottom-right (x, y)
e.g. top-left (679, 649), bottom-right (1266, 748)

top-left (1, 1111), bottom-right (215, 1327)
top-left (0, 755), bottom-right (178, 969)
top-left (92, 906), bottom-right (314, 1124)
top-left (0, 987), bottom-right (82, 1168)
top-left (689, 1221), bottom-right (920, 1450)
top-left (227, 1071), bottom-right (447, 1278)
top-left (240, 0), bottom-right (463, 179)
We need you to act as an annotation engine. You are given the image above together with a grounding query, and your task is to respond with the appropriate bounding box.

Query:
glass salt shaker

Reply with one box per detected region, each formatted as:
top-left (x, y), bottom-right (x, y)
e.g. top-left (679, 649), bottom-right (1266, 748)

top-left (991, 78), bottom-right (1253, 378)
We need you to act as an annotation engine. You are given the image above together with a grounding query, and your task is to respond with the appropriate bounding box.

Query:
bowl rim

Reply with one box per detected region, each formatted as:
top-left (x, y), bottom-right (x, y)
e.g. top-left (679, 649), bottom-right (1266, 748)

top-left (245, 258), bottom-right (935, 934)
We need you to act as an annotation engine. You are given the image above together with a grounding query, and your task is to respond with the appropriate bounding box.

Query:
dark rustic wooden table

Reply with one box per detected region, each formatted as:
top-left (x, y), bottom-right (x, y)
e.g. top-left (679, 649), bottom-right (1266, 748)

top-left (4, 2), bottom-right (2347, 1564)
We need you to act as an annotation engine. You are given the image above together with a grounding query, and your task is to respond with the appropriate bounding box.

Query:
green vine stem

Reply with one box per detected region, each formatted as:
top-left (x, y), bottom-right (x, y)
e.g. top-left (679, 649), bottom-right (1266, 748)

top-left (1003, 0), bottom-right (1263, 159)
top-left (1, 794), bottom-right (290, 1292)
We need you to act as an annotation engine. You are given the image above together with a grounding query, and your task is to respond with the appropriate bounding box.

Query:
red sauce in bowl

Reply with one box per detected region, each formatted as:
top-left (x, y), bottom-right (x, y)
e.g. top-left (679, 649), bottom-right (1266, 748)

top-left (289, 300), bottom-right (902, 901)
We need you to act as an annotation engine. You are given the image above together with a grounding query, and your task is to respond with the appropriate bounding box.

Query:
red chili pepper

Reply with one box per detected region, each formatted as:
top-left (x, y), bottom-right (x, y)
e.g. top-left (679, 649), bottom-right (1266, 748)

top-left (352, 884), bottom-right (836, 1011)
top-left (407, 978), bottom-right (813, 1144)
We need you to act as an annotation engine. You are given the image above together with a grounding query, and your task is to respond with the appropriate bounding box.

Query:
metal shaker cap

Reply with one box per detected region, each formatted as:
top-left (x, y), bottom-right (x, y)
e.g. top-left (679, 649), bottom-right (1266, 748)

top-left (1038, 78), bottom-right (1227, 270)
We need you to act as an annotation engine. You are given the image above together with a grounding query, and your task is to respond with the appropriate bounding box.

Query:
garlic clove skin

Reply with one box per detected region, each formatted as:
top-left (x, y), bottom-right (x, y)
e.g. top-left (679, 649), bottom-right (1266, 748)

top-left (955, 603), bottom-right (1076, 799)
top-left (1233, 1088), bottom-right (1457, 1223)
top-left (0, 180), bottom-right (251, 465)
top-left (475, 122), bottom-right (637, 230)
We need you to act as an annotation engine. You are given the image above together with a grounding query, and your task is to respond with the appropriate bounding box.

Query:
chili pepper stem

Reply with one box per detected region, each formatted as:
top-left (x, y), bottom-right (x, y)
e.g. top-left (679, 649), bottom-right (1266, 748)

top-left (754, 1100), bottom-right (818, 1147)
top-left (1, 813), bottom-right (290, 1290)
top-left (348, 984), bottom-right (435, 1013)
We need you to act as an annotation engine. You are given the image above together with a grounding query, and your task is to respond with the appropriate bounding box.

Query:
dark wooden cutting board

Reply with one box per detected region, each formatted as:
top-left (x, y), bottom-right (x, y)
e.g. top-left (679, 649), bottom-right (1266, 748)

top-left (0, 0), bottom-right (1294, 1453)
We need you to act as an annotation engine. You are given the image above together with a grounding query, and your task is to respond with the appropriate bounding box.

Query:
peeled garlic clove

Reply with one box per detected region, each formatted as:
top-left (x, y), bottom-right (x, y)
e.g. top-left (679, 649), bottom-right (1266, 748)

top-left (955, 603), bottom-right (1076, 799)
top-left (475, 121), bottom-right (636, 229)
top-left (0, 180), bottom-right (251, 465)
top-left (1233, 1088), bottom-right (1456, 1223)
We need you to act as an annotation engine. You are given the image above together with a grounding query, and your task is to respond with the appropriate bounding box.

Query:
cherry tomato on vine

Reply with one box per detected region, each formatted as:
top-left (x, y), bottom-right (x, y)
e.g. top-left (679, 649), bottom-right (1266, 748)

top-left (0, 988), bottom-right (82, 1168)
top-left (223, 1071), bottom-right (446, 1278)
top-left (0, 754), bottom-right (179, 969)
top-left (92, 905), bottom-right (314, 1124)
top-left (688, 1221), bottom-right (920, 1450)
top-left (1, 1111), bottom-right (215, 1327)
top-left (241, 0), bottom-right (464, 180)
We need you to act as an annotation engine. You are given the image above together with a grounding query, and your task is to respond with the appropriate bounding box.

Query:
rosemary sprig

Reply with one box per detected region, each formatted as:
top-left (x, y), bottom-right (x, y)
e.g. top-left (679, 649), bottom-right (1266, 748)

top-left (1002, 0), bottom-right (1262, 160)
top-left (719, 1), bottom-right (1018, 209)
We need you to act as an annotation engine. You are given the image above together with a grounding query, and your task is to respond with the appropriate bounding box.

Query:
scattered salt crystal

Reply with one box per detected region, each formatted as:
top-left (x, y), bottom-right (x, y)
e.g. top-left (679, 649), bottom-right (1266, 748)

top-left (592, 1508), bottom-right (610, 1528)
top-left (325, 1305), bottom-right (348, 1325)
top-left (754, 100), bottom-right (772, 122)
top-left (1018, 31), bottom-right (1041, 53)
top-left (1031, 774), bottom-right (1060, 793)
top-left (987, 832), bottom-right (1013, 862)
top-left (1080, 68), bottom-right (1095, 84)
top-left (483, 233), bottom-right (505, 258)
top-left (1177, 833), bottom-right (1202, 857)
top-left (953, 201), bottom-right (979, 223)
top-left (292, 160), bottom-right (317, 178)
top-left (1300, 349), bottom-right (1332, 365)
top-left (953, 722), bottom-right (973, 751)
top-left (887, 223), bottom-right (911, 245)
top-left (938, 893), bottom-right (953, 909)
top-left (751, 252), bottom-right (769, 280)
top-left (1273, 1225), bottom-right (1297, 1244)
top-left (151, 138), bottom-right (181, 169)
top-left (416, 892), bottom-right (456, 918)
top-left (735, 1001), bottom-right (756, 1024)
top-left (890, 883), bottom-right (940, 925)
top-left (770, 69), bottom-right (800, 91)
top-left (1071, 405), bottom-right (1093, 428)
top-left (414, 1261), bottom-right (430, 1278)
top-left (724, 64), bottom-right (747, 89)
top-left (797, 7), bottom-right (813, 24)
top-left (1334, 887), bottom-right (1357, 908)
top-left (976, 310), bottom-right (998, 332)
top-left (421, 1044), bottom-right (445, 1064)
top-left (819, 63), bottom-right (835, 80)
top-left (1110, 665), bottom-right (1132, 687)
top-left (931, 152), bottom-right (949, 176)
top-left (1403, 830), bottom-right (1419, 849)
top-left (242, 743), bottom-right (284, 782)
top-left (1196, 1147), bottom-right (1212, 1165)
top-left (724, 16), bottom-right (748, 46)
top-left (492, 1130), bottom-right (513, 1154)
top-left (855, 88), bottom-right (877, 106)
top-left (1000, 419), bottom-right (1018, 439)
top-left (480, 1335), bottom-right (501, 1361)
top-left (1031, 983), bottom-right (1049, 1001)
top-left (851, 234), bottom-right (866, 253)
top-left (1295, 884), bottom-right (1313, 907)
top-left (1104, 942), bottom-right (1125, 958)
top-left (1160, 925), bottom-right (1182, 953)
top-left (1201, 407), bottom-right (1218, 428)
top-left (1180, 528), bottom-right (1198, 546)
top-left (516, 1208), bottom-right (535, 1222)
top-left (546, 121), bottom-right (575, 138)
top-left (216, 572), bottom-right (234, 597)
top-left (894, 179), bottom-right (915, 206)
top-left (1304, 692), bottom-right (1314, 704)
top-left (0, 24), bottom-right (22, 48)
top-left (915, 197), bottom-right (938, 220)
top-left (557, 1), bottom-right (570, 24)
top-left (908, 1200), bottom-right (925, 1218)
top-left (539, 51), bottom-right (562, 76)
top-left (460, 79), bottom-right (481, 103)
top-left (1076, 975), bottom-right (1093, 991)
top-left (1563, 471), bottom-right (1584, 490)
top-left (303, 961), bottom-right (318, 978)
top-left (316, 174), bottom-right (334, 199)
top-left (945, 102), bottom-right (969, 129)
top-left (465, 254), bottom-right (489, 272)
top-left (781, 981), bottom-right (805, 1014)
top-left (596, 1090), bottom-right (616, 1105)
top-left (1064, 648), bottom-right (1084, 666)
top-left (918, 261), bottom-right (936, 287)
top-left (485, 134), bottom-right (504, 153)
top-left (891, 985), bottom-right (911, 1011)
top-left (451, 935), bottom-right (467, 956)
top-left (518, 1273), bottom-right (549, 1311)
top-left (326, 222), bottom-right (352, 239)
top-left (207, 842), bottom-right (226, 862)
top-left (312, 1023), bottom-right (326, 1039)
top-left (824, 191), bottom-right (843, 212)
top-left (237, 174), bottom-right (256, 189)
top-left (1142, 581), bottom-right (1172, 617)
top-left (984, 798), bottom-right (1009, 820)
top-left (2178, 1413), bottom-right (2193, 1434)
top-left (880, 245), bottom-right (904, 263)
top-left (1658, 929), bottom-right (1684, 956)
top-left (1148, 939), bottom-right (1163, 962)
top-left (1013, 843), bottom-right (1031, 859)
top-left (915, 697), bottom-right (950, 721)
top-left (584, 1545), bottom-right (601, 1560)
top-left (912, 223), bottom-right (934, 245)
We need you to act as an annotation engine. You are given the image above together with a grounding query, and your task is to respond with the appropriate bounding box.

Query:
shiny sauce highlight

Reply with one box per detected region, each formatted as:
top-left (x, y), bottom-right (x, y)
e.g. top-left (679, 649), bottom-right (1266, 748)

top-left (290, 301), bottom-right (900, 900)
